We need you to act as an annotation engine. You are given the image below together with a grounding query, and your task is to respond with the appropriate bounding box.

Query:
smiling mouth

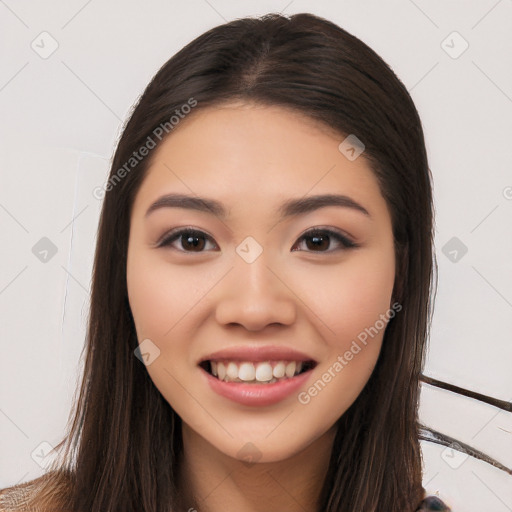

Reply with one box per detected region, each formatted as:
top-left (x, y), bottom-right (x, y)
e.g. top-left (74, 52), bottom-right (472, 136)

top-left (199, 359), bottom-right (317, 384)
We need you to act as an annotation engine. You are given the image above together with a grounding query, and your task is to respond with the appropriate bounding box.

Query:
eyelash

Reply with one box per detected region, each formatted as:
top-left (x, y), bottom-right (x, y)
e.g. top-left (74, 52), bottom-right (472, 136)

top-left (156, 226), bottom-right (358, 254)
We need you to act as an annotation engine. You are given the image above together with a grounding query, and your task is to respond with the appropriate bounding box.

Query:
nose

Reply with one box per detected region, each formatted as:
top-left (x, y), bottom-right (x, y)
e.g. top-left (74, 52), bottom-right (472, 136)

top-left (214, 254), bottom-right (297, 332)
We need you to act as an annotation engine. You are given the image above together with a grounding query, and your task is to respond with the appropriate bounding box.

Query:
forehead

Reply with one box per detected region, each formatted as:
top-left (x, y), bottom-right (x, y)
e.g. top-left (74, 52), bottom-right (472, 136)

top-left (132, 102), bottom-right (387, 219)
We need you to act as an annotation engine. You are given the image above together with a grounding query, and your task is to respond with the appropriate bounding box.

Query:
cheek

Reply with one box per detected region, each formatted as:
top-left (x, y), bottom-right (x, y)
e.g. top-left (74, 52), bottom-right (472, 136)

top-left (126, 252), bottom-right (202, 339)
top-left (295, 254), bottom-right (395, 426)
top-left (126, 254), bottom-right (199, 402)
top-left (127, 266), bottom-right (170, 339)
top-left (293, 249), bottom-right (396, 349)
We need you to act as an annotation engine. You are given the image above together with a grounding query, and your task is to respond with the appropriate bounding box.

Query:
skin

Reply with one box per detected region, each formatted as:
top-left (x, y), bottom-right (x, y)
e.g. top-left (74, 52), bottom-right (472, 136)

top-left (126, 102), bottom-right (396, 512)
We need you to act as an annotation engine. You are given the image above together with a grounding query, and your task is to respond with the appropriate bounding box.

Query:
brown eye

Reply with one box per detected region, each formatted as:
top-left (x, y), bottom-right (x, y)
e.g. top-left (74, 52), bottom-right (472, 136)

top-left (157, 227), bottom-right (357, 254)
top-left (291, 228), bottom-right (357, 253)
top-left (158, 228), bottom-right (218, 252)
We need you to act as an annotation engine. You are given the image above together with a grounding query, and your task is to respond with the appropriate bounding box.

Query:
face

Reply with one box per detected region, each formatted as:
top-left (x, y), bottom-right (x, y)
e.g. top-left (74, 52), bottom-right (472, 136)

top-left (126, 102), bottom-right (396, 463)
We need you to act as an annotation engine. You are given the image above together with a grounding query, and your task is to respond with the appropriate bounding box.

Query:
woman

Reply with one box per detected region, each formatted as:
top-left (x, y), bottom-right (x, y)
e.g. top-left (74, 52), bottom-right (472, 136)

top-left (0, 12), bottom-right (451, 511)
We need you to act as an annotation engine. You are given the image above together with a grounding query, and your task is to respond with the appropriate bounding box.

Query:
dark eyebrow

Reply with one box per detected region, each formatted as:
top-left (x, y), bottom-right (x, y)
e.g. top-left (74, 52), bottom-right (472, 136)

top-left (277, 194), bottom-right (370, 218)
top-left (145, 193), bottom-right (370, 219)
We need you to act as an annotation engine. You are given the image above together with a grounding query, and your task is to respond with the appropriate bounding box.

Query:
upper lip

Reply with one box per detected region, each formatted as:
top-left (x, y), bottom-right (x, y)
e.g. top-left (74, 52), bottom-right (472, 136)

top-left (198, 345), bottom-right (317, 364)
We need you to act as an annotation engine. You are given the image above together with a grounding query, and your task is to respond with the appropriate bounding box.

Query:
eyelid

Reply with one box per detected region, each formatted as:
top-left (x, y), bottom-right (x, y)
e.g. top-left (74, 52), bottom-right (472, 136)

top-left (297, 225), bottom-right (356, 244)
top-left (155, 226), bottom-right (217, 249)
top-left (293, 226), bottom-right (358, 251)
top-left (156, 225), bottom-right (359, 253)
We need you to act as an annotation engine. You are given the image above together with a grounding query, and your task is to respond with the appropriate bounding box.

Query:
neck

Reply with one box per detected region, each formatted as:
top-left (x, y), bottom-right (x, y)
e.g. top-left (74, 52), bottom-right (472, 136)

top-left (177, 424), bottom-right (336, 512)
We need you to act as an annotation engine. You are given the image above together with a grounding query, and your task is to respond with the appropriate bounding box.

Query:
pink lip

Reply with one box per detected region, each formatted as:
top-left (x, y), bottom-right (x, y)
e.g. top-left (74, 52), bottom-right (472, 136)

top-left (200, 365), bottom-right (314, 406)
top-left (198, 345), bottom-right (316, 364)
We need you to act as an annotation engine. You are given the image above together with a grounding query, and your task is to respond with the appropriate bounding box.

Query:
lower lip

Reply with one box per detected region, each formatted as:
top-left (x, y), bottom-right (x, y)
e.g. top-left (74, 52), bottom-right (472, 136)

top-left (200, 366), bottom-right (314, 406)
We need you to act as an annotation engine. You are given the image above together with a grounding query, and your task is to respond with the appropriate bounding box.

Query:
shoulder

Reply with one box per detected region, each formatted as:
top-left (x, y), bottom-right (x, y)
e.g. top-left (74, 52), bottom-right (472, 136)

top-left (0, 471), bottom-right (72, 512)
top-left (416, 495), bottom-right (452, 511)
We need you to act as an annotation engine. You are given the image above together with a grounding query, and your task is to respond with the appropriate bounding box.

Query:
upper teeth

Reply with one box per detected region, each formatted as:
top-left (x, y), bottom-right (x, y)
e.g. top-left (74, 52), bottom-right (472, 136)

top-left (210, 360), bottom-right (304, 382)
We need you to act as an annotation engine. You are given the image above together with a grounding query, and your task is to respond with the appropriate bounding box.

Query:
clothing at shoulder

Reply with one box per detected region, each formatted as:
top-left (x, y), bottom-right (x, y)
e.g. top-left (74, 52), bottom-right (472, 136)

top-left (2, 479), bottom-right (452, 512)
top-left (416, 495), bottom-right (452, 511)
top-left (0, 479), bottom-right (39, 511)
top-left (0, 473), bottom-right (59, 512)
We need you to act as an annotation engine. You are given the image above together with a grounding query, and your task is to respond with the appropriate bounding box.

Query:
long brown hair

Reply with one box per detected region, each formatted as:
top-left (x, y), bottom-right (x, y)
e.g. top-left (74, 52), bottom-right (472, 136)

top-left (30, 12), bottom-right (435, 511)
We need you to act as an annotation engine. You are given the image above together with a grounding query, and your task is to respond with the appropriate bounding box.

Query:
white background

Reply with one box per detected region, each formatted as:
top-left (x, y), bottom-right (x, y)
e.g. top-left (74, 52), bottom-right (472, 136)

top-left (1, 1), bottom-right (511, 510)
